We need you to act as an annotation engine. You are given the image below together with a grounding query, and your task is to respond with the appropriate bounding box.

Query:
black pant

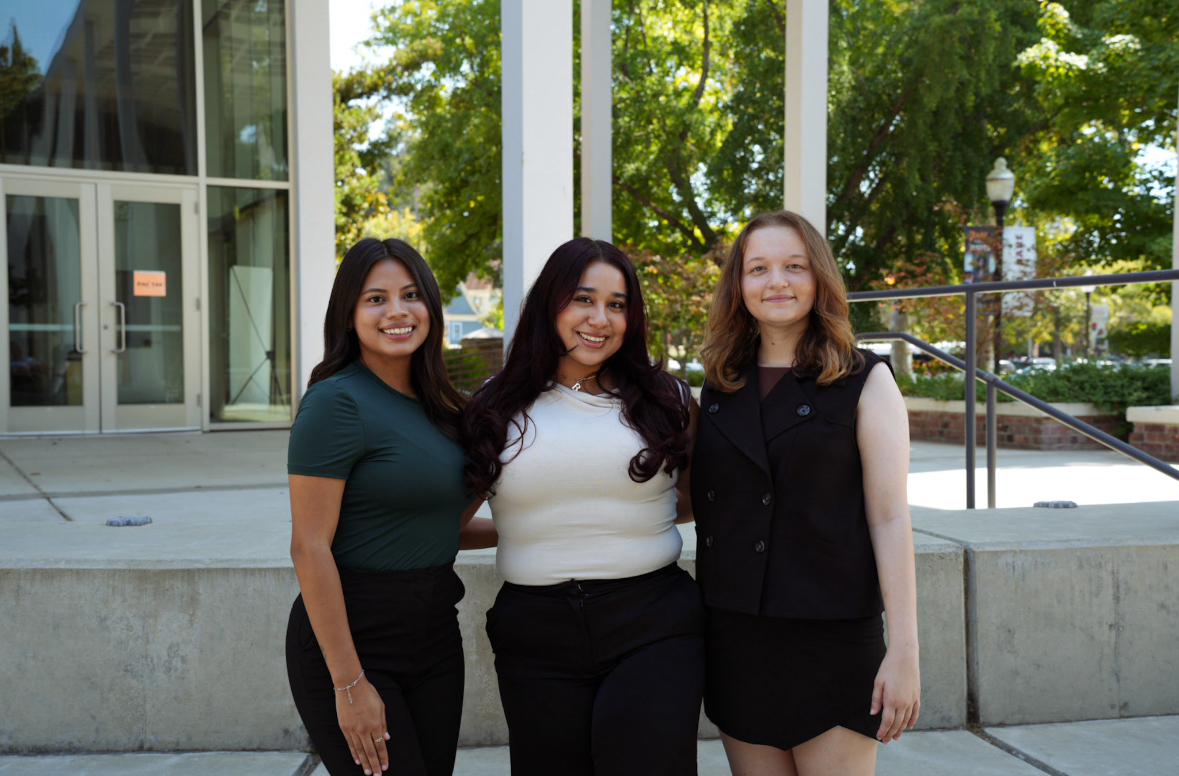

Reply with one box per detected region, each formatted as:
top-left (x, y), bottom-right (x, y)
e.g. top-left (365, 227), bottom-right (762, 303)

top-left (286, 564), bottom-right (466, 776)
top-left (486, 562), bottom-right (705, 776)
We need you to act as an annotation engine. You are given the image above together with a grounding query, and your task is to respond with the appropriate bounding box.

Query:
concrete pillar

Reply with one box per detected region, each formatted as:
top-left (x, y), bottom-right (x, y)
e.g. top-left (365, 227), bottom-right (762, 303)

top-left (784, 0), bottom-right (829, 235)
top-left (580, 0), bottom-right (612, 241)
top-left (502, 0), bottom-right (574, 343)
top-left (290, 0), bottom-right (336, 399)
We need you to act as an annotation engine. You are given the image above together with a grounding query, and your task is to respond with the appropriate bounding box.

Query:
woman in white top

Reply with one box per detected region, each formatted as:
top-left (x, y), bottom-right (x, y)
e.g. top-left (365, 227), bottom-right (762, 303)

top-left (462, 238), bottom-right (702, 776)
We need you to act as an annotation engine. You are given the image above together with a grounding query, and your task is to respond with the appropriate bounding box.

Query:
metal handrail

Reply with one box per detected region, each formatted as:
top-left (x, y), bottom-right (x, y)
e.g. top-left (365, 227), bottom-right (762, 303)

top-left (849, 269), bottom-right (1179, 508)
top-left (849, 269), bottom-right (1179, 301)
top-left (856, 331), bottom-right (1179, 507)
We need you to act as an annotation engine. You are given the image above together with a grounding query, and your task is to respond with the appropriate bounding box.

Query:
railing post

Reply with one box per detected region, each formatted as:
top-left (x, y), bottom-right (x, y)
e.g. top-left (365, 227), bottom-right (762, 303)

top-left (987, 380), bottom-right (997, 509)
top-left (964, 292), bottom-right (977, 509)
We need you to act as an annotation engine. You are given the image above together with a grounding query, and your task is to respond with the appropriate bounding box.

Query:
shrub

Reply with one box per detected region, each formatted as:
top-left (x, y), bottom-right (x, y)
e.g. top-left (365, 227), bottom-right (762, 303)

top-left (898, 363), bottom-right (1171, 438)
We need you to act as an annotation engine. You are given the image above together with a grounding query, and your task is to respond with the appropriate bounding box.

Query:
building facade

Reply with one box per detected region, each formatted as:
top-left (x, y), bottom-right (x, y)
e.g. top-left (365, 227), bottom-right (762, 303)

top-left (0, 0), bottom-right (332, 434)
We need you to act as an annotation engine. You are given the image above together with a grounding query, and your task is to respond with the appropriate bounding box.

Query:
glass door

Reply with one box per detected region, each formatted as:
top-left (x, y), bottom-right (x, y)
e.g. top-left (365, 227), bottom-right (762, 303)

top-left (97, 184), bottom-right (201, 431)
top-left (1, 179), bottom-right (101, 433)
top-left (0, 178), bottom-right (200, 434)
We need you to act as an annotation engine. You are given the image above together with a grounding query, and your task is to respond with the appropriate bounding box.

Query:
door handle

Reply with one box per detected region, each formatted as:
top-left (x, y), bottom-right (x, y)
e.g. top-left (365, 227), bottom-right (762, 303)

top-left (111, 301), bottom-right (127, 353)
top-left (73, 302), bottom-right (87, 354)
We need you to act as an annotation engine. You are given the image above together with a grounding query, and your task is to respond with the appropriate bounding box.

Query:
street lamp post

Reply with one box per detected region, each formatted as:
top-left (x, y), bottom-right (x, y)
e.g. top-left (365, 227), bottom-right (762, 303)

top-left (986, 158), bottom-right (1016, 370)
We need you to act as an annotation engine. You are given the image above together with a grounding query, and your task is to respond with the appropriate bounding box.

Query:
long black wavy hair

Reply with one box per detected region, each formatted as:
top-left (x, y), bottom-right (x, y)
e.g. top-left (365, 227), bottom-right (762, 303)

top-left (462, 238), bottom-right (690, 498)
top-left (307, 237), bottom-right (465, 440)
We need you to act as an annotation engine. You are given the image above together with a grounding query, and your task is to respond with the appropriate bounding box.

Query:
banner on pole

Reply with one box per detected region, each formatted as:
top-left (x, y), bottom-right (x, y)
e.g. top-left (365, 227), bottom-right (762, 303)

top-left (1001, 226), bottom-right (1037, 316)
top-left (963, 226), bottom-right (997, 285)
top-left (1090, 304), bottom-right (1110, 353)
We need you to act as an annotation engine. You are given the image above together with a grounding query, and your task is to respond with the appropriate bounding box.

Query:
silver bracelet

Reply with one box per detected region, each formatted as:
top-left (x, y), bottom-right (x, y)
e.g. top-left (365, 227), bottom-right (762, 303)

top-left (333, 670), bottom-right (365, 705)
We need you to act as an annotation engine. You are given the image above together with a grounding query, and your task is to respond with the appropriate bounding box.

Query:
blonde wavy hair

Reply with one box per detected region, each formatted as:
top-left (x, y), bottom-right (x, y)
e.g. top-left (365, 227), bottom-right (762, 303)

top-left (701, 210), bottom-right (864, 392)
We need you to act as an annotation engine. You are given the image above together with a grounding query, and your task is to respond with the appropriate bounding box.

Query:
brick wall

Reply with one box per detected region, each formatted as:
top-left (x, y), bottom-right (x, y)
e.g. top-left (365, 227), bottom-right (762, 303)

top-left (908, 408), bottom-right (1121, 451)
top-left (1128, 423), bottom-right (1179, 462)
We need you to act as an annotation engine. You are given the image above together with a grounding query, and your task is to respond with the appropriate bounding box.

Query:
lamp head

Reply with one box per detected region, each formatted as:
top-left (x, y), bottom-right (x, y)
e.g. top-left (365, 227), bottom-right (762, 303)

top-left (986, 157), bottom-right (1016, 205)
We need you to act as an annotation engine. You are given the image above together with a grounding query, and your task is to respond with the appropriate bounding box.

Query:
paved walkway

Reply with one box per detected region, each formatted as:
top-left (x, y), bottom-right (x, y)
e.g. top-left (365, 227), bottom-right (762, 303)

top-left (2, 717), bottom-right (1178, 775)
top-left (2, 431), bottom-right (1177, 774)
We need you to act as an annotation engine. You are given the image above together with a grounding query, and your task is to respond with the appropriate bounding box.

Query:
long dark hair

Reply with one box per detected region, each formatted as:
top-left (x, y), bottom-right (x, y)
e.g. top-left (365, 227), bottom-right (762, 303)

top-left (462, 238), bottom-right (690, 498)
top-left (701, 210), bottom-right (863, 391)
top-left (307, 237), bottom-right (465, 439)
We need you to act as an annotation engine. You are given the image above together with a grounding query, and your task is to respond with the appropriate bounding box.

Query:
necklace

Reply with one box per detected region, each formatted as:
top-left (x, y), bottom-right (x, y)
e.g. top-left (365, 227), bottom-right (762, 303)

top-left (558, 371), bottom-right (600, 392)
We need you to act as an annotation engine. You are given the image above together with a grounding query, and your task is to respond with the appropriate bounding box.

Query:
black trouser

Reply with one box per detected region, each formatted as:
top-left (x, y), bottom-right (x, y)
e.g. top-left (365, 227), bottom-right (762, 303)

top-left (486, 562), bottom-right (705, 776)
top-left (286, 564), bottom-right (465, 776)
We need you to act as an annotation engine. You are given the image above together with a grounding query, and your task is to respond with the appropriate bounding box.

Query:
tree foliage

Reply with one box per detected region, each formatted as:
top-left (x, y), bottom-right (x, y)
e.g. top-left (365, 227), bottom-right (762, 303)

top-left (334, 0), bottom-right (1178, 358)
top-left (1014, 1), bottom-right (1178, 277)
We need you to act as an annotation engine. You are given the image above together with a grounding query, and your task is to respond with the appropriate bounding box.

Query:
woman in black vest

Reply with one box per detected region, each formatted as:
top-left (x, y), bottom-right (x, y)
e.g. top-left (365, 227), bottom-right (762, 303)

top-left (693, 211), bottom-right (920, 775)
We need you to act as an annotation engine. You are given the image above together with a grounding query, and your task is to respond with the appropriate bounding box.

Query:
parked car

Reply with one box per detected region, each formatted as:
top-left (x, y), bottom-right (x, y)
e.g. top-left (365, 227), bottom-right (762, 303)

top-left (665, 358), bottom-right (703, 373)
top-left (1006, 357), bottom-right (1057, 374)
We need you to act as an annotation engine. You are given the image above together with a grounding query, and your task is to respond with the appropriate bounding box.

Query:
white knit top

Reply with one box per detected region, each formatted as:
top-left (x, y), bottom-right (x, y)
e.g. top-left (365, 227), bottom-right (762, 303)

top-left (488, 383), bottom-right (683, 586)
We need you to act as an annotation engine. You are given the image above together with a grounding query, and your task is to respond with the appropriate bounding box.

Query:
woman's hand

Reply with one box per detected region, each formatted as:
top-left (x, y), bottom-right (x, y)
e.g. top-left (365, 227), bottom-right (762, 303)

top-left (871, 645), bottom-right (921, 743)
top-left (336, 676), bottom-right (390, 775)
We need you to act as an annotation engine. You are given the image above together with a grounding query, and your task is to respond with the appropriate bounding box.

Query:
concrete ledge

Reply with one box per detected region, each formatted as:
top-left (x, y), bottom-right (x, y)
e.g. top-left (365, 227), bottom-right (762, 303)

top-left (914, 502), bottom-right (1179, 725)
top-left (0, 539), bottom-right (966, 752)
top-left (905, 398), bottom-right (1101, 418)
top-left (1126, 405), bottom-right (1179, 424)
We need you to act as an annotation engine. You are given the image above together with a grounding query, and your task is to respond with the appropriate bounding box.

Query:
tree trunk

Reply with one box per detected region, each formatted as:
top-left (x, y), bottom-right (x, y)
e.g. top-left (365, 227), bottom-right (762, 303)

top-left (889, 307), bottom-right (912, 379)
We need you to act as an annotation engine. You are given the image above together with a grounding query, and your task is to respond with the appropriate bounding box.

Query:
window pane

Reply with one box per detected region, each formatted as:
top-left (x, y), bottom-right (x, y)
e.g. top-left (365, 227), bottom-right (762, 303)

top-left (6, 195), bottom-right (83, 406)
top-left (0, 0), bottom-right (197, 175)
top-left (207, 186), bottom-right (291, 422)
top-left (114, 201), bottom-right (185, 404)
top-left (202, 0), bottom-right (288, 181)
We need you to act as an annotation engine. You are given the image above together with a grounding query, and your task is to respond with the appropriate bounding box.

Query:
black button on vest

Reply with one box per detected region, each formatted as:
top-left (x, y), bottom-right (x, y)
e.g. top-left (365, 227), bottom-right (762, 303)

top-left (705, 535), bottom-right (713, 547)
top-left (754, 540), bottom-right (766, 553)
top-left (797, 404), bottom-right (811, 416)
top-left (707, 490), bottom-right (715, 502)
top-left (761, 492), bottom-right (772, 506)
top-left (708, 403), bottom-right (720, 414)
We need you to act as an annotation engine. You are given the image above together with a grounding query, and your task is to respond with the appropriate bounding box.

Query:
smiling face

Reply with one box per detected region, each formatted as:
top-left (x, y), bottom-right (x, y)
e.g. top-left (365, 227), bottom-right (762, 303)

top-left (352, 258), bottom-right (430, 375)
top-left (553, 260), bottom-right (629, 380)
top-left (740, 225), bottom-right (817, 336)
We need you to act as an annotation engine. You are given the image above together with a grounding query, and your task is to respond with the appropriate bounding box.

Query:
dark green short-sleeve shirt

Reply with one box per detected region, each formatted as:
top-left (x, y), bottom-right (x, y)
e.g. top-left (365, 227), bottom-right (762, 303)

top-left (288, 360), bottom-right (469, 571)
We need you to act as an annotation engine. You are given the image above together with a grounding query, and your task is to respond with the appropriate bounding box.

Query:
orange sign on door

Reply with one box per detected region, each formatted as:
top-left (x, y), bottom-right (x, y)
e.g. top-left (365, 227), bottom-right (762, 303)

top-left (133, 270), bottom-right (167, 297)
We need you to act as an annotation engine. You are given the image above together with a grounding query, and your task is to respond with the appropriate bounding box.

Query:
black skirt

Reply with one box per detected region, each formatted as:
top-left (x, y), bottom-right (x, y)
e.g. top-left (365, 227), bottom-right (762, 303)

top-left (704, 606), bottom-right (886, 750)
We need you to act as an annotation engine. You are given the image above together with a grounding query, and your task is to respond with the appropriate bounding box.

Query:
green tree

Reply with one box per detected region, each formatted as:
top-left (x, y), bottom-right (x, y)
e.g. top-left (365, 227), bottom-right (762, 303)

top-left (0, 23), bottom-right (42, 150)
top-left (337, 0), bottom-right (1176, 359)
top-left (629, 244), bottom-right (724, 374)
top-left (1014, 1), bottom-right (1178, 278)
top-left (363, 0), bottom-right (504, 296)
top-left (334, 68), bottom-right (402, 260)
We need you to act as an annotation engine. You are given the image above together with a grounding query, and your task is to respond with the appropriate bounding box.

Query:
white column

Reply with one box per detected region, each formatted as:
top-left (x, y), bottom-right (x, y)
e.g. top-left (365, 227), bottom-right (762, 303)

top-left (290, 0), bottom-right (336, 399)
top-left (784, 0), bottom-right (829, 235)
top-left (1171, 87), bottom-right (1178, 401)
top-left (580, 0), bottom-right (612, 241)
top-left (502, 0), bottom-right (574, 343)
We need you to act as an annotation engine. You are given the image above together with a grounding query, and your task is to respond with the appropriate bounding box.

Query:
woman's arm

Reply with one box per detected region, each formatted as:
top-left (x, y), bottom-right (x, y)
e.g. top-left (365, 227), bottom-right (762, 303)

top-left (458, 497), bottom-right (497, 549)
top-left (856, 362), bottom-right (921, 743)
top-left (674, 396), bottom-right (700, 524)
top-left (289, 474), bottom-right (390, 775)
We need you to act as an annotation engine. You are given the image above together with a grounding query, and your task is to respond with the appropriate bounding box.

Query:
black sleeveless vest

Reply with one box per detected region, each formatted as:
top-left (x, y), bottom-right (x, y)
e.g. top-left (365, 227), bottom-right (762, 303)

top-left (690, 349), bottom-right (888, 619)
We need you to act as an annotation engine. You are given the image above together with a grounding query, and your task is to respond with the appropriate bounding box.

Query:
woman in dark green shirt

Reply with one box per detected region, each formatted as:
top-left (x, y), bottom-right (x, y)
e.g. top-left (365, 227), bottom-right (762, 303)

top-left (285, 238), bottom-right (490, 776)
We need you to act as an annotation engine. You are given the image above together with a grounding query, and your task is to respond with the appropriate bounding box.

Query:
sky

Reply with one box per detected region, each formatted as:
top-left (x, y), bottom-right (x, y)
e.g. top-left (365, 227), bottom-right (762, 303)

top-left (330, 0), bottom-right (384, 74)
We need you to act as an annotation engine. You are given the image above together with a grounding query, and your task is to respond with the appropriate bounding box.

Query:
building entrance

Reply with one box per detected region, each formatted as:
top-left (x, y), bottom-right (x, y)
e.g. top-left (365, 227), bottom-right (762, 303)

top-left (2, 176), bottom-right (201, 433)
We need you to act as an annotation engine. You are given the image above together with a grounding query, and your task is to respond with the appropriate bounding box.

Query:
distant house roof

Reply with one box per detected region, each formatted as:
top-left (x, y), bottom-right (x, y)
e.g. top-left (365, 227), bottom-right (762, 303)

top-left (462, 326), bottom-right (504, 340)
